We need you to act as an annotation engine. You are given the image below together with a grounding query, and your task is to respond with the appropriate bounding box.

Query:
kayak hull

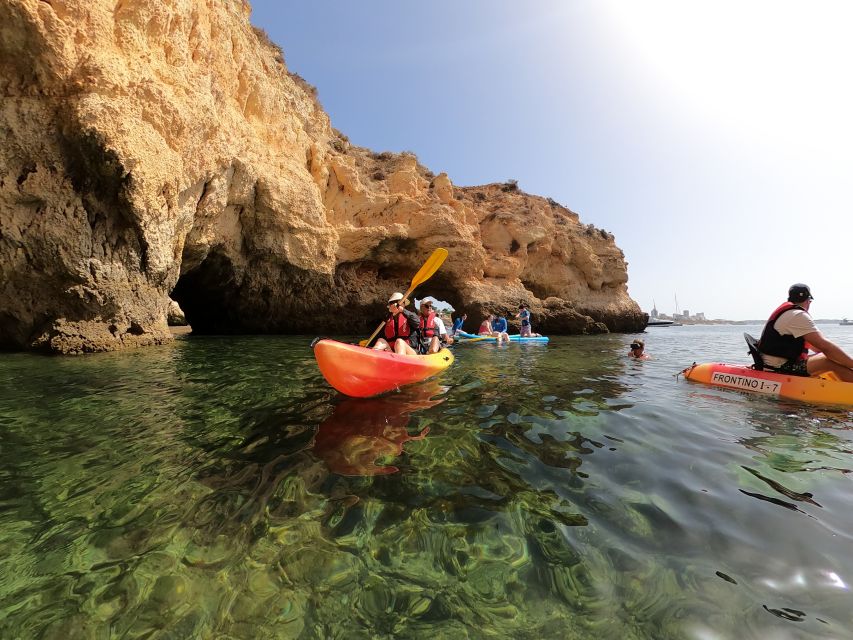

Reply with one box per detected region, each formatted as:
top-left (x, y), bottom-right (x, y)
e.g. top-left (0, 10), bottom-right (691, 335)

top-left (456, 330), bottom-right (549, 344)
top-left (682, 362), bottom-right (853, 406)
top-left (313, 339), bottom-right (454, 398)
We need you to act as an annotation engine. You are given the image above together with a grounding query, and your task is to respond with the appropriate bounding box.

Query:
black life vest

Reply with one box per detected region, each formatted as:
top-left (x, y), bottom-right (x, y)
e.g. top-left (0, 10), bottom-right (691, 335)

top-left (384, 312), bottom-right (411, 341)
top-left (758, 302), bottom-right (808, 362)
top-left (419, 310), bottom-right (437, 338)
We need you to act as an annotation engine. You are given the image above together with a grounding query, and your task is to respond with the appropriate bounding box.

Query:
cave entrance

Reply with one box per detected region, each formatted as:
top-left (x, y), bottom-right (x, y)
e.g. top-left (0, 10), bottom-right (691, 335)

top-left (167, 296), bottom-right (191, 332)
top-left (406, 273), bottom-right (476, 334)
top-left (171, 250), bottom-right (242, 334)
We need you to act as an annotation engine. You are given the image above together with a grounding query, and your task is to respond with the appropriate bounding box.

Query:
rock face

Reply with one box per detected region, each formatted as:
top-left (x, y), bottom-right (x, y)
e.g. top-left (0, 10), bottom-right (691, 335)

top-left (0, 0), bottom-right (645, 353)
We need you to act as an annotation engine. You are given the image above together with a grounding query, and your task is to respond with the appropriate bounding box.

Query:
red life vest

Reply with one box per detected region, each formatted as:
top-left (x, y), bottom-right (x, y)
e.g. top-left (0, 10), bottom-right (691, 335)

top-left (419, 310), bottom-right (437, 338)
top-left (384, 312), bottom-right (411, 341)
top-left (758, 302), bottom-right (809, 362)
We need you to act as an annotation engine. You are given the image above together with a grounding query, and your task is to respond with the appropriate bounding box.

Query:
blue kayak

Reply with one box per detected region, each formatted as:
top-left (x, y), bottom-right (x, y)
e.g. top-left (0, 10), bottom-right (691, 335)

top-left (456, 331), bottom-right (549, 344)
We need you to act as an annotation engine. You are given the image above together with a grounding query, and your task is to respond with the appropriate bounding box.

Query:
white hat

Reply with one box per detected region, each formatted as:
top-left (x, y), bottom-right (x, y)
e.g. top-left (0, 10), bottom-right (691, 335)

top-left (388, 292), bottom-right (404, 303)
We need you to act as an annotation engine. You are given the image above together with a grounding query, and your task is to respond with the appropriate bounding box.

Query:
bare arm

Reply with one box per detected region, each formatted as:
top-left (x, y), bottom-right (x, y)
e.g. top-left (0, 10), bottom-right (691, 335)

top-left (803, 331), bottom-right (853, 368)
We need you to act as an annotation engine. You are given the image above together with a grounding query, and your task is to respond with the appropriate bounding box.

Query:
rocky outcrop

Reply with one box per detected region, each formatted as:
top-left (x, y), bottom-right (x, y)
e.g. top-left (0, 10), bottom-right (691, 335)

top-left (167, 299), bottom-right (187, 326)
top-left (0, 0), bottom-right (644, 353)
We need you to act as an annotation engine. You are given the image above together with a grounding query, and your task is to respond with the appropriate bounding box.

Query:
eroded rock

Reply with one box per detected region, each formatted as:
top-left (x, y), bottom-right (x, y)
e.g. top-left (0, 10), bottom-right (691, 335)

top-left (0, 0), bottom-right (644, 353)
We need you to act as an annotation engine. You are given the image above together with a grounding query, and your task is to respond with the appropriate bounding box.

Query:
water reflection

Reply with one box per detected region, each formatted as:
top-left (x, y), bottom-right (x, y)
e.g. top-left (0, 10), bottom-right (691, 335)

top-left (5, 329), bottom-right (853, 638)
top-left (313, 382), bottom-right (446, 476)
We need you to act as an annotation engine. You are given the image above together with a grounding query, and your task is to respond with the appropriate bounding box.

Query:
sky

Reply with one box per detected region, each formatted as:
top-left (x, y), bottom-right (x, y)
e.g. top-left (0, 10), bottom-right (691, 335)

top-left (249, 1), bottom-right (852, 321)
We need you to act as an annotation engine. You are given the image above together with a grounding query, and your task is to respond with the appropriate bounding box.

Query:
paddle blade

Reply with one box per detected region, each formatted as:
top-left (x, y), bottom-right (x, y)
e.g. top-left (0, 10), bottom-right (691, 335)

top-left (362, 247), bottom-right (448, 348)
top-left (409, 248), bottom-right (448, 291)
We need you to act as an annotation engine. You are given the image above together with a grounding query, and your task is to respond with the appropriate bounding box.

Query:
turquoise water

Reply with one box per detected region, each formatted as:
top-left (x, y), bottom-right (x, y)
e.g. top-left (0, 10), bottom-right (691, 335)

top-left (1, 325), bottom-right (853, 639)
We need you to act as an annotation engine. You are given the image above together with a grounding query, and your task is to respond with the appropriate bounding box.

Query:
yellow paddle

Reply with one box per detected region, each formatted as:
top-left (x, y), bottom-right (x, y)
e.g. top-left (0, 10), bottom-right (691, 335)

top-left (359, 248), bottom-right (449, 347)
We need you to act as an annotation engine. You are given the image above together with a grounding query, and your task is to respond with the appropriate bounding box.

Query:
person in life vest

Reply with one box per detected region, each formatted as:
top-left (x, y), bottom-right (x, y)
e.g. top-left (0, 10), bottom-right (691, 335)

top-left (758, 283), bottom-right (853, 382)
top-left (629, 338), bottom-right (650, 360)
top-left (371, 292), bottom-right (420, 355)
top-left (417, 299), bottom-right (453, 354)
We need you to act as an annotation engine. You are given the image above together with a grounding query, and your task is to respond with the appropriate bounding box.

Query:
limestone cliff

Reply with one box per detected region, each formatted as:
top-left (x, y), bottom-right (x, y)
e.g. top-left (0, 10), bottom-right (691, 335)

top-left (0, 0), bottom-right (644, 353)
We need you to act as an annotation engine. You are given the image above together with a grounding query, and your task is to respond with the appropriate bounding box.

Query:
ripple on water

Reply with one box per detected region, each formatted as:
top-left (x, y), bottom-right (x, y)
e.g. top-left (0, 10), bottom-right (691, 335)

top-left (2, 330), bottom-right (853, 638)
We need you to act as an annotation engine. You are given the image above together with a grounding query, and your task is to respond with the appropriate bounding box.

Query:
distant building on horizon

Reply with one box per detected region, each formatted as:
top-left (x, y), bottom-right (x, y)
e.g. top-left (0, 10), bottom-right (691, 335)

top-left (649, 299), bottom-right (717, 322)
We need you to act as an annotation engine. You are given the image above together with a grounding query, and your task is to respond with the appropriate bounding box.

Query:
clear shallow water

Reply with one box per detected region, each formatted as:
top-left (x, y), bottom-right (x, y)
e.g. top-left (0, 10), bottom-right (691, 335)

top-left (1, 325), bottom-right (853, 639)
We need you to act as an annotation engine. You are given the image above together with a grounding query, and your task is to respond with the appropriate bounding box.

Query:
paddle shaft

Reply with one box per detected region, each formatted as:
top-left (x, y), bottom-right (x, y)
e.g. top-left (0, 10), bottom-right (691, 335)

top-left (361, 248), bottom-right (448, 348)
top-left (363, 284), bottom-right (418, 347)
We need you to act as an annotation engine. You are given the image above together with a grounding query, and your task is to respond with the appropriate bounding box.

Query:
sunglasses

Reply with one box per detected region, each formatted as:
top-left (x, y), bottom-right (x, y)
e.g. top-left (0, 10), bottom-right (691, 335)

top-left (388, 302), bottom-right (400, 307)
top-left (630, 344), bottom-right (642, 349)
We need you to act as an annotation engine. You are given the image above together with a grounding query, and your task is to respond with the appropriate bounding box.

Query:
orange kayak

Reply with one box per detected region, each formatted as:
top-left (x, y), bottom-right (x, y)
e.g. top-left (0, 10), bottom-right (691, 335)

top-left (312, 339), bottom-right (454, 398)
top-left (682, 362), bottom-right (853, 406)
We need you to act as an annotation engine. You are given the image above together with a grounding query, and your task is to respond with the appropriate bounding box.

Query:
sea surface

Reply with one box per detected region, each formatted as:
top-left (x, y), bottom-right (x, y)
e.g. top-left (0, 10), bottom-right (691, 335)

top-left (2, 324), bottom-right (853, 639)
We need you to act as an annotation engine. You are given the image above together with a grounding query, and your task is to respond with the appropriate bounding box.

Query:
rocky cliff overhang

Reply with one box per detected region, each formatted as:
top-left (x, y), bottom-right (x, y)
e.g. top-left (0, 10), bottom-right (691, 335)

top-left (0, 0), bottom-right (645, 354)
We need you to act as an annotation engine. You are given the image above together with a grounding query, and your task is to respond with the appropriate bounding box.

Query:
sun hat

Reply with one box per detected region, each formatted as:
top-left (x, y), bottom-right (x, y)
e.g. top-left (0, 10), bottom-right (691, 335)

top-left (787, 283), bottom-right (813, 303)
top-left (388, 292), bottom-right (404, 303)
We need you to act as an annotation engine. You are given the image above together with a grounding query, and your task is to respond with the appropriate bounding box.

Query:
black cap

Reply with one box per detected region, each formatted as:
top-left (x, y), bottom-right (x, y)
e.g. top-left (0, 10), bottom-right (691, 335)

top-left (788, 283), bottom-right (813, 303)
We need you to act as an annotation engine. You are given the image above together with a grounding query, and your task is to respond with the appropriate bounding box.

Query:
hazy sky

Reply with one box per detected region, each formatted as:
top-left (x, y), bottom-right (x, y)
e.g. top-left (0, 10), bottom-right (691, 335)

top-left (249, 1), bottom-right (852, 320)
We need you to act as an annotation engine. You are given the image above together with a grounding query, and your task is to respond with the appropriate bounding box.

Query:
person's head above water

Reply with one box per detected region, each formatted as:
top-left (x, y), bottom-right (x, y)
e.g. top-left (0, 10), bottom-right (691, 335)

top-left (630, 339), bottom-right (644, 352)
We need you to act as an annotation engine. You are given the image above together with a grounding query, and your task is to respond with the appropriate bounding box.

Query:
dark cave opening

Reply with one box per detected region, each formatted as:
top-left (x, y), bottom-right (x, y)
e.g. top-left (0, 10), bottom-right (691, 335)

top-left (171, 250), bottom-right (242, 334)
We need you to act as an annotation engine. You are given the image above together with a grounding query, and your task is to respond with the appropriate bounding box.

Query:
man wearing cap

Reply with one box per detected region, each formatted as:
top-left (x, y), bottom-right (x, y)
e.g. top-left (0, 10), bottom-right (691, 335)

top-left (371, 292), bottom-right (420, 355)
top-left (758, 283), bottom-right (853, 382)
top-left (416, 299), bottom-right (453, 354)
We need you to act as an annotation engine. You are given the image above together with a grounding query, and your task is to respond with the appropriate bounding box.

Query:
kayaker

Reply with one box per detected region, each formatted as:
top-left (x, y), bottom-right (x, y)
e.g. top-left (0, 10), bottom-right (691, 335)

top-left (451, 313), bottom-right (467, 336)
top-left (371, 292), bottom-right (419, 355)
top-left (492, 314), bottom-right (510, 345)
top-left (417, 299), bottom-right (453, 354)
top-left (629, 339), bottom-right (650, 360)
top-left (758, 283), bottom-right (853, 382)
top-left (515, 303), bottom-right (542, 337)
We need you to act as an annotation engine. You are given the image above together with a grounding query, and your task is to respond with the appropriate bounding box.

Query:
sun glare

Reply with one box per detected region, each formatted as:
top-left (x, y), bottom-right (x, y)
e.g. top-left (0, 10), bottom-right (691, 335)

top-left (599, 1), bottom-right (853, 168)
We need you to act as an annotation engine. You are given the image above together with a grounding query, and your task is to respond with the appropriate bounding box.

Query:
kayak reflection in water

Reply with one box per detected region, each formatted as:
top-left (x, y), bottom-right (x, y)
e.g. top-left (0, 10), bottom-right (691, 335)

top-left (313, 382), bottom-right (446, 476)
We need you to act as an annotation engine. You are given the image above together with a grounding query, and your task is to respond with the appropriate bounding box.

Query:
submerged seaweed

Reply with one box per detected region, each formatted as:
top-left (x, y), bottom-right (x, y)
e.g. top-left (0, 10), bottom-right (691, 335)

top-left (1, 329), bottom-right (852, 638)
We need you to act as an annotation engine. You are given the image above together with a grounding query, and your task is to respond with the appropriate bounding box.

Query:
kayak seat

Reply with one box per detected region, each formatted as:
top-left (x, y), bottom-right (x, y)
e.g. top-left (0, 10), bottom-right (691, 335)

top-left (744, 333), bottom-right (764, 371)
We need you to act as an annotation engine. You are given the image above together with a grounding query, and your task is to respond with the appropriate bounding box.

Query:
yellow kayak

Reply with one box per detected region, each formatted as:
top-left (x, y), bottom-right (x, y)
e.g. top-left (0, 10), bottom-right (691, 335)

top-left (681, 362), bottom-right (853, 406)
